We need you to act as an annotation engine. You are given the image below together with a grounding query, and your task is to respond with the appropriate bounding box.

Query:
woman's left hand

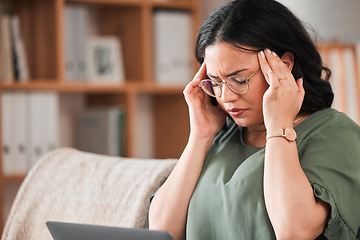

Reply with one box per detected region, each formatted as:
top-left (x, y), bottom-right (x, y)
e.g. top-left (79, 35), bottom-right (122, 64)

top-left (258, 49), bottom-right (305, 131)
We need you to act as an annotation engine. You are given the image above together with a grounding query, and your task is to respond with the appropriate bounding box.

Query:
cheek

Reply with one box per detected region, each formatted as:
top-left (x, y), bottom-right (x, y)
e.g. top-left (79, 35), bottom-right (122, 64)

top-left (250, 78), bottom-right (269, 101)
top-left (216, 98), bottom-right (226, 110)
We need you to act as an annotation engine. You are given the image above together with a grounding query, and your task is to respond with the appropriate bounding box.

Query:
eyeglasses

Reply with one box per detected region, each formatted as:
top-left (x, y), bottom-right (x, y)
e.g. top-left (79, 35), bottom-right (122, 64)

top-left (199, 68), bottom-right (260, 97)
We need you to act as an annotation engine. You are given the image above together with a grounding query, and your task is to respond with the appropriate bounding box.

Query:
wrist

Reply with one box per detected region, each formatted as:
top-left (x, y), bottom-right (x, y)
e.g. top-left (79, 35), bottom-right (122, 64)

top-left (265, 121), bottom-right (294, 133)
top-left (188, 133), bottom-right (215, 148)
top-left (266, 127), bottom-right (297, 142)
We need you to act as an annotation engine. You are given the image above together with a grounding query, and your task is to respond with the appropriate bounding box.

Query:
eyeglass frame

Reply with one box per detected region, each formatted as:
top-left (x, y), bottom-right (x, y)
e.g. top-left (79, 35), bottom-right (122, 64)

top-left (199, 68), bottom-right (261, 97)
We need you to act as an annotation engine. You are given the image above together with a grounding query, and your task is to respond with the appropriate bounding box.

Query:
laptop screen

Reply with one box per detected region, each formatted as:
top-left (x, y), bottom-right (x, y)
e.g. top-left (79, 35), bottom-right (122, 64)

top-left (46, 221), bottom-right (174, 240)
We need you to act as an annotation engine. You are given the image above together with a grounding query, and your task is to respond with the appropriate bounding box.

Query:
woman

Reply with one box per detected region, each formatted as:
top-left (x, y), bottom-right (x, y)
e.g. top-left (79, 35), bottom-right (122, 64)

top-left (149, 0), bottom-right (360, 239)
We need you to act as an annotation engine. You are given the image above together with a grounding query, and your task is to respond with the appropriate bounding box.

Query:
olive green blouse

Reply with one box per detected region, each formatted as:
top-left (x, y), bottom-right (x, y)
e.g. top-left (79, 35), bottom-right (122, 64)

top-left (187, 108), bottom-right (360, 240)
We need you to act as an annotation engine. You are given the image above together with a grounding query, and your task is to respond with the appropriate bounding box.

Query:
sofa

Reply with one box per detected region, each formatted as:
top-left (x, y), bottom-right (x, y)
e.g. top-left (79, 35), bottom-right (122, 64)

top-left (1, 148), bottom-right (177, 240)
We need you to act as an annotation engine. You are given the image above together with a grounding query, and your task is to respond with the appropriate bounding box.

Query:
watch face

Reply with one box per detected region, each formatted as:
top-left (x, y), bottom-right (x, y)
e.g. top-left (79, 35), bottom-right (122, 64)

top-left (284, 127), bottom-right (297, 141)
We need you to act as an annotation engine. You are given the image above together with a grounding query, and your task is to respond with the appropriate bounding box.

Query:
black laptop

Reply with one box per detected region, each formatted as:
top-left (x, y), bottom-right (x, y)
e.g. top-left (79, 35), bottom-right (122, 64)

top-left (46, 221), bottom-right (174, 240)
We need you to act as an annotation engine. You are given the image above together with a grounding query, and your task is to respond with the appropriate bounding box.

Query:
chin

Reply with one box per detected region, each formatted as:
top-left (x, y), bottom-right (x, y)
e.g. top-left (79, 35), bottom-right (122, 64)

top-left (231, 116), bottom-right (264, 129)
top-left (231, 117), bottom-right (247, 127)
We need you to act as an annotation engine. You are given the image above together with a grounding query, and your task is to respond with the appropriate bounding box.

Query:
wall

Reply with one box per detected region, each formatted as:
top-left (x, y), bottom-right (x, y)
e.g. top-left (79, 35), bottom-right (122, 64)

top-left (277, 0), bottom-right (360, 42)
top-left (201, 0), bottom-right (360, 42)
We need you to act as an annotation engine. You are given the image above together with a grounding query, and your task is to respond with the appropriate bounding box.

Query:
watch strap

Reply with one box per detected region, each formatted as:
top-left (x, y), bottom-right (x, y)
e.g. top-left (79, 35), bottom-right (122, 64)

top-left (266, 129), bottom-right (284, 141)
top-left (266, 127), bottom-right (297, 142)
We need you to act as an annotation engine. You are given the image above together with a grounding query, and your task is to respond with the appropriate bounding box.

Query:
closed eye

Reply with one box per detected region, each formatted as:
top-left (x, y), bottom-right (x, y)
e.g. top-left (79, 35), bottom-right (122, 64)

top-left (229, 76), bottom-right (247, 85)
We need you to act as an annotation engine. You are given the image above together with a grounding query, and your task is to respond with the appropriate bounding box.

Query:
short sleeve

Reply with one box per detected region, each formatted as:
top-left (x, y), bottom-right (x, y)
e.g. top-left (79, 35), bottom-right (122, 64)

top-left (298, 116), bottom-right (360, 239)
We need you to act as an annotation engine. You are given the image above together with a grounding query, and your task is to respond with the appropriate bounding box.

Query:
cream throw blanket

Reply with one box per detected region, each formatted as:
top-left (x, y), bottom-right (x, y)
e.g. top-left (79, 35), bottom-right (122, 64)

top-left (2, 148), bottom-right (177, 240)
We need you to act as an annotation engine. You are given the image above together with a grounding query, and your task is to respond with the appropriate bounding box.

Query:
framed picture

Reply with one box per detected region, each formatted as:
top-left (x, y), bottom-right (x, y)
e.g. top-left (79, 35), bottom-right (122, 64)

top-left (87, 36), bottom-right (125, 84)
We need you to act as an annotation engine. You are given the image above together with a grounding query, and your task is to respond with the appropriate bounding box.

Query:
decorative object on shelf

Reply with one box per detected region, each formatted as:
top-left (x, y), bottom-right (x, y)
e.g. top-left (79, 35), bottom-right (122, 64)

top-left (87, 36), bottom-right (125, 84)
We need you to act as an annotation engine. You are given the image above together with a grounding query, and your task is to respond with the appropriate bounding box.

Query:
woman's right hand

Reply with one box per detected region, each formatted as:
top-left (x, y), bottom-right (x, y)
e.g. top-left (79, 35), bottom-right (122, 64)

top-left (183, 62), bottom-right (227, 140)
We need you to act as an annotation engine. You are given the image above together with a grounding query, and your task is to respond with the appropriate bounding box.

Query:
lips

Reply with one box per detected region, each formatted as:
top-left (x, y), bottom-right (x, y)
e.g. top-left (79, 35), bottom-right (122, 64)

top-left (227, 108), bottom-right (246, 118)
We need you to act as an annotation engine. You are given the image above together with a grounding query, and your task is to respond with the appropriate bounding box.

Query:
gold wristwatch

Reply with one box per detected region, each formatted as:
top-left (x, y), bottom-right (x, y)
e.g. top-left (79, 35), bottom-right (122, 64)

top-left (266, 127), bottom-right (297, 142)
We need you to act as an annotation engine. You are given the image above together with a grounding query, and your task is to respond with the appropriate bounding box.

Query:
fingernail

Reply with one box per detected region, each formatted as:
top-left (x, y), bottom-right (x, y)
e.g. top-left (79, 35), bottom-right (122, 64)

top-left (265, 49), bottom-right (271, 54)
top-left (272, 51), bottom-right (277, 57)
top-left (259, 51), bottom-right (265, 59)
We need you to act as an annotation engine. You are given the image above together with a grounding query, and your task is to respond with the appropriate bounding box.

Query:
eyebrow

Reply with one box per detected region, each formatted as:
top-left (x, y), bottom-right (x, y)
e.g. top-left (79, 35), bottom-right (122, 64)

top-left (207, 68), bottom-right (250, 79)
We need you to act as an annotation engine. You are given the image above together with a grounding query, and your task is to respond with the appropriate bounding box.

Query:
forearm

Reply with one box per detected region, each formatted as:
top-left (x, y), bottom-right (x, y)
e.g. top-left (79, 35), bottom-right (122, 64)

top-left (149, 135), bottom-right (213, 240)
top-left (264, 138), bottom-right (328, 240)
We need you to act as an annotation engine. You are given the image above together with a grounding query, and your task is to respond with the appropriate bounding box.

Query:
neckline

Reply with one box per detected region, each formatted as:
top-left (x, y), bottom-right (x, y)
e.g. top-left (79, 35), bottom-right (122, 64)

top-left (239, 127), bottom-right (266, 150)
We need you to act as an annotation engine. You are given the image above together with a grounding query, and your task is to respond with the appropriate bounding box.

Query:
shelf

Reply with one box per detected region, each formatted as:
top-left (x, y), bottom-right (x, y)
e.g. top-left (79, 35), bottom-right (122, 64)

top-left (0, 0), bottom-right (199, 230)
top-left (67, 0), bottom-right (143, 6)
top-left (150, 0), bottom-right (198, 9)
top-left (2, 175), bottom-right (26, 183)
top-left (68, 0), bottom-right (198, 8)
top-left (0, 81), bottom-right (129, 93)
top-left (0, 81), bottom-right (186, 94)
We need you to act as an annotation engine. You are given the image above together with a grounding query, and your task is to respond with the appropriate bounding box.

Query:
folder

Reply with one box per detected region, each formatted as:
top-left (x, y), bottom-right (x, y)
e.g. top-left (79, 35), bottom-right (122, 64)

top-left (12, 92), bottom-right (28, 173)
top-left (153, 10), bottom-right (193, 86)
top-left (1, 92), bottom-right (15, 174)
top-left (43, 92), bottom-right (59, 153)
top-left (27, 92), bottom-right (47, 168)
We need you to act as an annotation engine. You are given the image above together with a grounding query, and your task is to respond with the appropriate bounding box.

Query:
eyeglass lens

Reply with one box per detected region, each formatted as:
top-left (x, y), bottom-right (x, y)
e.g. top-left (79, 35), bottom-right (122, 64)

top-left (200, 77), bottom-right (248, 97)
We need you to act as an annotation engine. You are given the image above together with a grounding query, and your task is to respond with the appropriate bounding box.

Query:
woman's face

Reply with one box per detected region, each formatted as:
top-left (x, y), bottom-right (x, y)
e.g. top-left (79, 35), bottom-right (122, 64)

top-left (204, 42), bottom-right (269, 129)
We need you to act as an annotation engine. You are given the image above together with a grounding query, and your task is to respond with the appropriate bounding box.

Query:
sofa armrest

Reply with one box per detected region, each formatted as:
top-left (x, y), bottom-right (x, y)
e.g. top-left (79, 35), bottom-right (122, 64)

top-left (2, 148), bottom-right (177, 240)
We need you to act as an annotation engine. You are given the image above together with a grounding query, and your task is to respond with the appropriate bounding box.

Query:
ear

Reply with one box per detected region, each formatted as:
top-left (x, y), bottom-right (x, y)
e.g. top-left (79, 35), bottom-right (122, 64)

top-left (281, 52), bottom-right (294, 71)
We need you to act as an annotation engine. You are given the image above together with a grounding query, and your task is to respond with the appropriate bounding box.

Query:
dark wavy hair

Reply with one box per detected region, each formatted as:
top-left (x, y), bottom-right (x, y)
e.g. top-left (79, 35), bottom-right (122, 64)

top-left (195, 0), bottom-right (334, 113)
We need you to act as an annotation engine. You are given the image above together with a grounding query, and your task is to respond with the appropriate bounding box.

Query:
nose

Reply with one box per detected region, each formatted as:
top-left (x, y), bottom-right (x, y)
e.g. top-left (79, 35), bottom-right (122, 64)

top-left (220, 82), bottom-right (238, 103)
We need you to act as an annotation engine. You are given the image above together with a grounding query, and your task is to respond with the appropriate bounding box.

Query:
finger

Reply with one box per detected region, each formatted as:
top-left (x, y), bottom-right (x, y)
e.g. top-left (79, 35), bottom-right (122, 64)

top-left (192, 62), bottom-right (207, 84)
top-left (264, 49), bottom-right (288, 77)
top-left (266, 68), bottom-right (280, 88)
top-left (264, 49), bottom-right (295, 87)
top-left (258, 50), bottom-right (272, 85)
top-left (185, 62), bottom-right (207, 94)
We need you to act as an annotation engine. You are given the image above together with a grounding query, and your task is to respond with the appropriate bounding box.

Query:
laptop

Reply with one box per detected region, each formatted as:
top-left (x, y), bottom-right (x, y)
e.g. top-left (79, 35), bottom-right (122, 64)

top-left (46, 221), bottom-right (174, 240)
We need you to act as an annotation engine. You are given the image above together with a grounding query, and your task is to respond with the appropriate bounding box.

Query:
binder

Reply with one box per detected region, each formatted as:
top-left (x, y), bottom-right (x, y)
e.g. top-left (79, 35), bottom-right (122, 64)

top-left (153, 10), bottom-right (193, 86)
top-left (64, 5), bottom-right (78, 80)
top-left (43, 92), bottom-right (59, 153)
top-left (1, 92), bottom-right (15, 174)
top-left (64, 4), bottom-right (90, 81)
top-left (12, 92), bottom-right (28, 173)
top-left (27, 92), bottom-right (47, 168)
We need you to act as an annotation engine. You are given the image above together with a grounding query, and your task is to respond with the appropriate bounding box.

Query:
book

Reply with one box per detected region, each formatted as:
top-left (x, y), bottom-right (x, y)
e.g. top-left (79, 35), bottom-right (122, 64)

top-left (10, 15), bottom-right (29, 82)
top-left (1, 15), bottom-right (14, 82)
top-left (77, 107), bottom-right (125, 156)
top-left (153, 10), bottom-right (193, 86)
